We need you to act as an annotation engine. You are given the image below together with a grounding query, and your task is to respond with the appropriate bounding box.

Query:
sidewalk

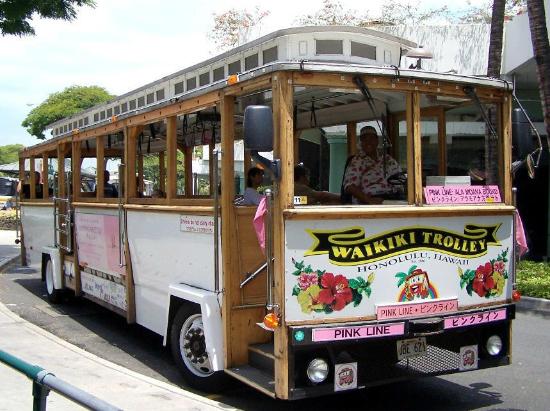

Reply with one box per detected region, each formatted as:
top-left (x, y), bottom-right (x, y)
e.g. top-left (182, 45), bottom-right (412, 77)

top-left (0, 302), bottom-right (232, 410)
top-left (0, 230), bottom-right (19, 270)
top-left (0, 230), bottom-right (232, 410)
top-left (516, 295), bottom-right (550, 314)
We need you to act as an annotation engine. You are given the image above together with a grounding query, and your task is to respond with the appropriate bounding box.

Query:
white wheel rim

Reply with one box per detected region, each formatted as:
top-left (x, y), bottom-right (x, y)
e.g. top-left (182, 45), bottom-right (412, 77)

top-left (45, 260), bottom-right (54, 295)
top-left (179, 314), bottom-right (214, 377)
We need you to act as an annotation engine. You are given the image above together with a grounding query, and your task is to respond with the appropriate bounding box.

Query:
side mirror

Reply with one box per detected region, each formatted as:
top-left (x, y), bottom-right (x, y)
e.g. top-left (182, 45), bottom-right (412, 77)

top-left (244, 105), bottom-right (273, 152)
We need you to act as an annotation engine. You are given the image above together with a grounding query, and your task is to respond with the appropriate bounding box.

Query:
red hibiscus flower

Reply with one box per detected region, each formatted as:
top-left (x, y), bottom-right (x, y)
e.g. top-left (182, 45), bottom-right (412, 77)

top-left (493, 261), bottom-right (505, 273)
top-left (472, 262), bottom-right (495, 297)
top-left (318, 273), bottom-right (353, 311)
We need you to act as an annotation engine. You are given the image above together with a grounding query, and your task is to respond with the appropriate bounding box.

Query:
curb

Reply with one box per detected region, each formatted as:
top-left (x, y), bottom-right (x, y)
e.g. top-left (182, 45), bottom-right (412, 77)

top-left (0, 302), bottom-right (234, 410)
top-left (0, 255), bottom-right (19, 273)
top-left (516, 296), bottom-right (550, 314)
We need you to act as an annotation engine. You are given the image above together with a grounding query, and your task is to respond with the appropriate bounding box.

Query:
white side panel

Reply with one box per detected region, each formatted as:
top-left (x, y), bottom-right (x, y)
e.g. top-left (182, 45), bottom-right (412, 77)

top-left (285, 215), bottom-right (514, 323)
top-left (168, 284), bottom-right (224, 371)
top-left (134, 285), bottom-right (165, 335)
top-left (21, 205), bottom-right (54, 268)
top-left (127, 210), bottom-right (219, 334)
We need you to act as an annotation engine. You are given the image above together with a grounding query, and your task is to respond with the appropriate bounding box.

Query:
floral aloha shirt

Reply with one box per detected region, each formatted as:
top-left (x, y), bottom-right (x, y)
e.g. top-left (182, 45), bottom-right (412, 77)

top-left (343, 153), bottom-right (402, 204)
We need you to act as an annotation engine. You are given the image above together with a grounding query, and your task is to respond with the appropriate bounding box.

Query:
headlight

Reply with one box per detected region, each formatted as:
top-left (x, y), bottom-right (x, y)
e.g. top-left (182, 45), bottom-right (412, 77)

top-left (486, 335), bottom-right (503, 356)
top-left (306, 358), bottom-right (329, 384)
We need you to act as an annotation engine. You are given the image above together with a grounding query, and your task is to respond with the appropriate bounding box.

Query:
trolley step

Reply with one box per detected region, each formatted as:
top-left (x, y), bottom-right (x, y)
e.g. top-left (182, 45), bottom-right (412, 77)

top-left (225, 364), bottom-right (275, 398)
top-left (248, 343), bottom-right (275, 375)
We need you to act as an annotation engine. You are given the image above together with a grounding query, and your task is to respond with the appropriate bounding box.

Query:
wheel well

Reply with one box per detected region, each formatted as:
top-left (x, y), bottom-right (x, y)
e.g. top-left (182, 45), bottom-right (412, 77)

top-left (41, 253), bottom-right (51, 282)
top-left (167, 296), bottom-right (200, 346)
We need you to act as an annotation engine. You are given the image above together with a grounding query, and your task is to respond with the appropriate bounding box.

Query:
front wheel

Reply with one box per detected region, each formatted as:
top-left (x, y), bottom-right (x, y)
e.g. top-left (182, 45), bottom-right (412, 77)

top-left (170, 305), bottom-right (225, 392)
top-left (44, 258), bottom-right (62, 304)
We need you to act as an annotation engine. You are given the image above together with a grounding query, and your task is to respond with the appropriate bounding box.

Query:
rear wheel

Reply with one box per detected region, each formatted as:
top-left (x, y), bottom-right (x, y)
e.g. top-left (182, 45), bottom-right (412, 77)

top-left (170, 305), bottom-right (225, 392)
top-left (44, 258), bottom-right (62, 304)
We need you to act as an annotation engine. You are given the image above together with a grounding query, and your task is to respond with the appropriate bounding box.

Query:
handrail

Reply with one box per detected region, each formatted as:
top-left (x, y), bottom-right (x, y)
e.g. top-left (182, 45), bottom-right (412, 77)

top-left (15, 193), bottom-right (21, 245)
top-left (240, 262), bottom-right (267, 288)
top-left (212, 150), bottom-right (220, 293)
top-left (118, 163), bottom-right (126, 268)
top-left (264, 189), bottom-right (275, 309)
top-left (0, 349), bottom-right (121, 411)
top-left (53, 196), bottom-right (72, 253)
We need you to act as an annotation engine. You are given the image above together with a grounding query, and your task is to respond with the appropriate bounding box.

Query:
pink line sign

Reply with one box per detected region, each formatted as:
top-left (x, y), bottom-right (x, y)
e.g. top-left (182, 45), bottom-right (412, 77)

top-left (424, 185), bottom-right (501, 205)
top-left (312, 323), bottom-right (405, 342)
top-left (377, 298), bottom-right (458, 320)
top-left (444, 308), bottom-right (507, 329)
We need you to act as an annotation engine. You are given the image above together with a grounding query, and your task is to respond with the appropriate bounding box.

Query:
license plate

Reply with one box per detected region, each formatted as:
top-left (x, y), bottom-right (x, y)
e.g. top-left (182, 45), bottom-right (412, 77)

top-left (397, 337), bottom-right (427, 360)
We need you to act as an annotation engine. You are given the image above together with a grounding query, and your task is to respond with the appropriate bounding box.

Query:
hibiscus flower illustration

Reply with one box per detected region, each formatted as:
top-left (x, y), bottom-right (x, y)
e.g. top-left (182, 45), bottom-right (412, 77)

top-left (318, 273), bottom-right (353, 311)
top-left (298, 272), bottom-right (319, 290)
top-left (493, 260), bottom-right (505, 273)
top-left (472, 262), bottom-right (495, 297)
top-left (492, 271), bottom-right (505, 295)
top-left (459, 249), bottom-right (509, 299)
top-left (297, 285), bottom-right (323, 314)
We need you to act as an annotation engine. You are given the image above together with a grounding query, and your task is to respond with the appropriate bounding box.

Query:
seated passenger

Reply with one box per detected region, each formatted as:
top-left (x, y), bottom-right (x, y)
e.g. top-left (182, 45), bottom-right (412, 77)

top-left (342, 126), bottom-right (402, 204)
top-left (241, 167), bottom-right (264, 205)
top-left (103, 170), bottom-right (119, 198)
top-left (294, 164), bottom-right (340, 205)
top-left (18, 171), bottom-right (43, 199)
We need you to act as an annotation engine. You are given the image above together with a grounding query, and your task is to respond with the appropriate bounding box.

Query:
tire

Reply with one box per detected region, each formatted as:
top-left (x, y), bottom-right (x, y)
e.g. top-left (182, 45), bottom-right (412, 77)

top-left (44, 257), bottom-right (62, 304)
top-left (170, 305), bottom-right (225, 392)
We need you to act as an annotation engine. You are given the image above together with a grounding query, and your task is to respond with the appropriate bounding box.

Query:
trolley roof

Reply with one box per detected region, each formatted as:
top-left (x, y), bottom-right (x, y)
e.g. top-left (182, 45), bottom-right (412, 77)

top-left (28, 25), bottom-right (510, 154)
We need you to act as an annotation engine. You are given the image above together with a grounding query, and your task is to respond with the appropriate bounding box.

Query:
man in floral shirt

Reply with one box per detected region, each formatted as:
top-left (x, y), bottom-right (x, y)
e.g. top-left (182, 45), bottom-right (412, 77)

top-left (343, 126), bottom-right (402, 204)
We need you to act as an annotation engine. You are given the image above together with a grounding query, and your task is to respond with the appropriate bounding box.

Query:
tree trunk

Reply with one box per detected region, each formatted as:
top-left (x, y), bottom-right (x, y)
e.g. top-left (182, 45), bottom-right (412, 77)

top-left (487, 0), bottom-right (506, 78)
top-left (526, 0), bottom-right (550, 140)
top-left (485, 0), bottom-right (506, 184)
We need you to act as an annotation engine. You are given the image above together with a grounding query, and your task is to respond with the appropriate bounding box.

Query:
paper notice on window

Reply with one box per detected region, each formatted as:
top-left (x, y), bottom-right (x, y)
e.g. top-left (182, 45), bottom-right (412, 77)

top-left (424, 185), bottom-right (501, 204)
top-left (179, 215), bottom-right (214, 234)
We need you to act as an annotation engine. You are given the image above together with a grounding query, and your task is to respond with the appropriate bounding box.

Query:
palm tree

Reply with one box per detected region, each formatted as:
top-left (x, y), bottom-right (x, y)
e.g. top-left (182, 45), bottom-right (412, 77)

top-left (485, 0), bottom-right (507, 184)
top-left (487, 0), bottom-right (507, 78)
top-left (526, 0), bottom-right (550, 139)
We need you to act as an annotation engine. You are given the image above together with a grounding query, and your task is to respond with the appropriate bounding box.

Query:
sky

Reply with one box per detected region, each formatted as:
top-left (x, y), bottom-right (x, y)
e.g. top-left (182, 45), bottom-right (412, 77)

top-left (0, 0), bottom-right (484, 148)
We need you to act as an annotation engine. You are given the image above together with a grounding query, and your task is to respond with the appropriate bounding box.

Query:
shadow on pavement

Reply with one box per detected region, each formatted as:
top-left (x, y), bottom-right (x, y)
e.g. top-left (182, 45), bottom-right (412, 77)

top-left (216, 376), bottom-right (503, 411)
top-left (6, 269), bottom-right (186, 388)
top-left (516, 307), bottom-right (550, 319)
top-left (3, 264), bottom-right (505, 410)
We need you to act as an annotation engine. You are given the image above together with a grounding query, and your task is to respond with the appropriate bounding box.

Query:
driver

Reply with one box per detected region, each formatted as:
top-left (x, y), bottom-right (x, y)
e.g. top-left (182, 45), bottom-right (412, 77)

top-left (343, 126), bottom-right (402, 204)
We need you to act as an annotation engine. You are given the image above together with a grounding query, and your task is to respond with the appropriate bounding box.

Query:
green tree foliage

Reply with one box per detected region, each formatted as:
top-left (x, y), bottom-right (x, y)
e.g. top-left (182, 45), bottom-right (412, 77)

top-left (208, 6), bottom-right (270, 50)
top-left (142, 151), bottom-right (186, 195)
top-left (377, 0), bottom-right (451, 25)
top-left (22, 85), bottom-right (114, 140)
top-left (296, 0), bottom-right (367, 26)
top-left (295, 0), bottom-right (449, 26)
top-left (0, 144), bottom-right (24, 165)
top-left (459, 0), bottom-right (526, 23)
top-left (294, 0), bottom-right (526, 27)
top-left (0, 0), bottom-right (95, 36)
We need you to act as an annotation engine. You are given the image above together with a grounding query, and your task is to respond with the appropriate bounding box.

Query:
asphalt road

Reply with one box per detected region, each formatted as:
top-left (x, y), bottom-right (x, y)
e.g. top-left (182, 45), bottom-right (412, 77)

top-left (1, 263), bottom-right (548, 411)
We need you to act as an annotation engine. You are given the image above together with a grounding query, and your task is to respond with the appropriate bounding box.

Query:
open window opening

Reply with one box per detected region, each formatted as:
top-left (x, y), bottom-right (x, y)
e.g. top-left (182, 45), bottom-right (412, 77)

top-left (419, 93), bottom-right (503, 205)
top-left (178, 107), bottom-right (221, 197)
top-left (235, 89), bottom-right (274, 206)
top-left (135, 121), bottom-right (167, 199)
top-left (293, 85), bottom-right (409, 206)
top-left (76, 132), bottom-right (124, 201)
top-left (78, 138), bottom-right (98, 197)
